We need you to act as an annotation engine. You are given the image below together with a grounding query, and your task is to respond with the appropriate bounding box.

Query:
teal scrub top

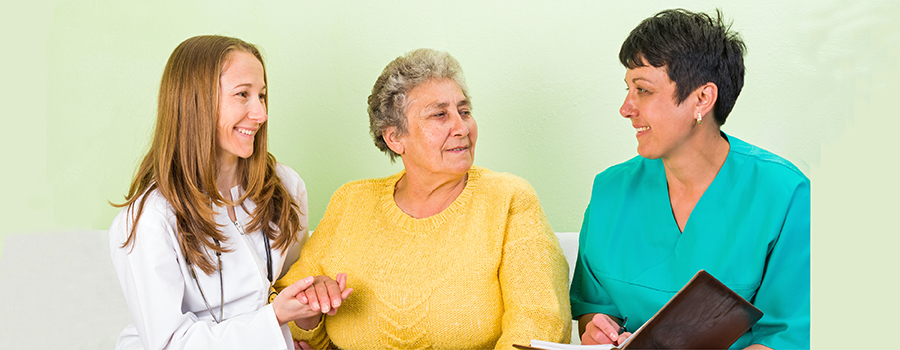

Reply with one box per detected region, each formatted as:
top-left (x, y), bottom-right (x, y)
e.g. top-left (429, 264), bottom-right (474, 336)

top-left (570, 134), bottom-right (810, 349)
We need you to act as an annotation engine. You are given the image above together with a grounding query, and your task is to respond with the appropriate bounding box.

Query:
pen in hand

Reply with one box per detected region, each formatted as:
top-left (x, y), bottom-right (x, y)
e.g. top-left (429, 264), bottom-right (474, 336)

top-left (610, 316), bottom-right (629, 346)
top-left (618, 316), bottom-right (629, 335)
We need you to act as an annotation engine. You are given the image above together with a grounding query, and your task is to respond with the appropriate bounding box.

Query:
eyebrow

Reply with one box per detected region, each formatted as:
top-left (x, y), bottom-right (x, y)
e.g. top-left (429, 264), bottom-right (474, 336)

top-left (426, 99), bottom-right (470, 110)
top-left (229, 83), bottom-right (266, 90)
top-left (626, 77), bottom-right (653, 85)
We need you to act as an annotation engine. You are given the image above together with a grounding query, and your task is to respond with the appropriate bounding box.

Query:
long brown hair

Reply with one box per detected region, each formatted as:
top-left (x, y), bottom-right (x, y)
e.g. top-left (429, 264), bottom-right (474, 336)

top-left (114, 35), bottom-right (302, 274)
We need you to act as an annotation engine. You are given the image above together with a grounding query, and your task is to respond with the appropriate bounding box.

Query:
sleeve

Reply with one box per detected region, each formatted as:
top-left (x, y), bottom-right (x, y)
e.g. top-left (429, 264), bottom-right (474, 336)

top-left (109, 202), bottom-right (292, 350)
top-left (494, 184), bottom-right (572, 349)
top-left (748, 179), bottom-right (811, 349)
top-left (569, 204), bottom-right (621, 320)
top-left (274, 185), bottom-right (347, 349)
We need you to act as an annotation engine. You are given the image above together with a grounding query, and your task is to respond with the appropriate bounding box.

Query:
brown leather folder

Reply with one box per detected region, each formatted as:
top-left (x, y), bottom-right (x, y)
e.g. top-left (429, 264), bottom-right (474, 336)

top-left (514, 270), bottom-right (762, 350)
top-left (618, 270), bottom-right (763, 349)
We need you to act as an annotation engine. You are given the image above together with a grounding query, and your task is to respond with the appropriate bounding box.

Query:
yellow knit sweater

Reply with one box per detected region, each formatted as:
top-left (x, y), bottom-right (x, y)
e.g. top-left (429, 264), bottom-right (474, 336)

top-left (274, 166), bottom-right (571, 349)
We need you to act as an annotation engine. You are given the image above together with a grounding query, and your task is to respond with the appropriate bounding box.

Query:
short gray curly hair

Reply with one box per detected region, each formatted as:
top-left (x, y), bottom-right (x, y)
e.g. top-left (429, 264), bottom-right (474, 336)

top-left (367, 48), bottom-right (470, 162)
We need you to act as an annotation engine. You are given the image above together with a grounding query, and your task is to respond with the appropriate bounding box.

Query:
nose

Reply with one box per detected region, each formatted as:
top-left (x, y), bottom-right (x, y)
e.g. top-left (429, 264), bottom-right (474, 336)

top-left (249, 98), bottom-right (268, 124)
top-left (450, 110), bottom-right (469, 137)
top-left (620, 91), bottom-right (636, 119)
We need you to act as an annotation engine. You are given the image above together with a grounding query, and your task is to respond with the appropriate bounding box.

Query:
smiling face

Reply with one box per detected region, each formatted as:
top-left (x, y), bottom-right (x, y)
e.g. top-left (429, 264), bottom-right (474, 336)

top-left (620, 64), bottom-right (699, 160)
top-left (393, 78), bottom-right (477, 178)
top-left (216, 50), bottom-right (267, 166)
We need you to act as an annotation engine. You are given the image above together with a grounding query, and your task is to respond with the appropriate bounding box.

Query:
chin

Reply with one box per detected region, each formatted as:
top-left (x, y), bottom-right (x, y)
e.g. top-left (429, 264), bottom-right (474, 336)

top-left (448, 163), bottom-right (473, 175)
top-left (636, 147), bottom-right (662, 160)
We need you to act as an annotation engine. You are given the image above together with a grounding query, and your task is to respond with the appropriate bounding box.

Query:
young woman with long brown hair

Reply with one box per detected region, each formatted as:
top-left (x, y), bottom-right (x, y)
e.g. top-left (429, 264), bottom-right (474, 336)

top-left (109, 35), bottom-right (346, 350)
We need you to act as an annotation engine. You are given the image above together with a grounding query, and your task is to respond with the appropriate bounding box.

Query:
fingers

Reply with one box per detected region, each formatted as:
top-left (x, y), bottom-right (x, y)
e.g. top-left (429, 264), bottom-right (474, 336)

top-left (616, 331), bottom-right (633, 346)
top-left (594, 313), bottom-right (621, 342)
top-left (584, 314), bottom-right (620, 344)
top-left (580, 325), bottom-right (598, 345)
top-left (312, 277), bottom-right (333, 313)
top-left (303, 285), bottom-right (321, 312)
top-left (582, 321), bottom-right (611, 345)
top-left (325, 284), bottom-right (352, 316)
top-left (281, 276), bottom-right (314, 298)
top-left (304, 275), bottom-right (339, 313)
top-left (273, 276), bottom-right (316, 325)
top-left (337, 272), bottom-right (347, 290)
top-left (336, 272), bottom-right (353, 301)
top-left (324, 275), bottom-right (345, 310)
top-left (293, 274), bottom-right (353, 316)
top-left (581, 322), bottom-right (604, 345)
top-left (324, 273), bottom-right (350, 316)
top-left (294, 340), bottom-right (313, 350)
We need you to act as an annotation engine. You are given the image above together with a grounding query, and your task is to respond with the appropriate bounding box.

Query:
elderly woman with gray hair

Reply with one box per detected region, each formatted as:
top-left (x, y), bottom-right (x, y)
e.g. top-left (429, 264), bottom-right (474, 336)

top-left (274, 48), bottom-right (571, 349)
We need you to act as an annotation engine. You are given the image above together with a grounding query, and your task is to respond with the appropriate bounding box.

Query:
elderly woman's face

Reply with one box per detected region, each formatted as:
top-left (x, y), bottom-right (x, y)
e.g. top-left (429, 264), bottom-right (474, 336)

top-left (620, 64), bottom-right (698, 160)
top-left (397, 78), bottom-right (476, 177)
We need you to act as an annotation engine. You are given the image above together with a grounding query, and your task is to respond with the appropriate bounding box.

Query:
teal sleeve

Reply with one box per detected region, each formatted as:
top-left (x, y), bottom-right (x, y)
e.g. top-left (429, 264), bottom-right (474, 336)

top-left (569, 205), bottom-right (621, 320)
top-left (749, 180), bottom-right (811, 349)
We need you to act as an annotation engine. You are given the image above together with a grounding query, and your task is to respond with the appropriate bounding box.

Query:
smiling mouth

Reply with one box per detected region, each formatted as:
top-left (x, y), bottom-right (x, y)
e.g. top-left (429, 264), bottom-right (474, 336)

top-left (635, 126), bottom-right (650, 133)
top-left (447, 147), bottom-right (468, 152)
top-left (236, 127), bottom-right (256, 136)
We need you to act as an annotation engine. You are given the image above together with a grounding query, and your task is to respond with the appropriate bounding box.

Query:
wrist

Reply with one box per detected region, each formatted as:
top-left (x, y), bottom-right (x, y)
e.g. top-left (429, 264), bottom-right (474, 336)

top-left (274, 304), bottom-right (289, 326)
top-left (294, 314), bottom-right (322, 330)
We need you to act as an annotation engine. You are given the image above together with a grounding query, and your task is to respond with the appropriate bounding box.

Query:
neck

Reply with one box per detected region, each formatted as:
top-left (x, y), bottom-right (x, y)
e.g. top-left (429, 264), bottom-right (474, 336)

top-left (216, 154), bottom-right (240, 195)
top-left (394, 168), bottom-right (469, 219)
top-left (662, 129), bottom-right (730, 194)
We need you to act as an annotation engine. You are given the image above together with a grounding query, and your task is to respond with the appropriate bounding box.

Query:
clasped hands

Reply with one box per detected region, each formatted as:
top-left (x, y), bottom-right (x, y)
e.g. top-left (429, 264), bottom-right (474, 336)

top-left (273, 273), bottom-right (354, 329)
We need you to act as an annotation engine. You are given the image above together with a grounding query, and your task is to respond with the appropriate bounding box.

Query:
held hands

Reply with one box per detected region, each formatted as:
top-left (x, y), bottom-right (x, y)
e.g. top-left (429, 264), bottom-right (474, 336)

top-left (299, 273), bottom-right (353, 315)
top-left (582, 313), bottom-right (632, 346)
top-left (274, 273), bottom-right (353, 327)
top-left (274, 276), bottom-right (317, 326)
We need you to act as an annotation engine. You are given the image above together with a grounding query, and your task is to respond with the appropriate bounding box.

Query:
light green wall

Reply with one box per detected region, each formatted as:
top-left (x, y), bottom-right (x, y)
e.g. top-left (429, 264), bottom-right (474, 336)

top-left (2, 0), bottom-right (898, 348)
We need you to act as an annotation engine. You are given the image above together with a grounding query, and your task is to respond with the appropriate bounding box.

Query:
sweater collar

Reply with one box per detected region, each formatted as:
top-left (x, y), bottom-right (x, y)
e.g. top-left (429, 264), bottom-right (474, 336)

top-left (381, 166), bottom-right (483, 232)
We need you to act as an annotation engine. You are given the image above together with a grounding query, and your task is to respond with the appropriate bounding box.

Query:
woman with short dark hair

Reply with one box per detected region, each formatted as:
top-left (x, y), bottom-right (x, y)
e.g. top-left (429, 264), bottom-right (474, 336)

top-left (571, 9), bottom-right (810, 349)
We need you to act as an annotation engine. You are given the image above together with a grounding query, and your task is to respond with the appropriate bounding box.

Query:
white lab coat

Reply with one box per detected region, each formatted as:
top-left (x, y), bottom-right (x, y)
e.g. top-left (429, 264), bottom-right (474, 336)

top-left (109, 164), bottom-right (308, 350)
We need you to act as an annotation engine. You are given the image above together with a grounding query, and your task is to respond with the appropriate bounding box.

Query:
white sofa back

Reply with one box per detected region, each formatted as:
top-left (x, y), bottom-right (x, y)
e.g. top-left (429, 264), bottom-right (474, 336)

top-left (0, 230), bottom-right (580, 348)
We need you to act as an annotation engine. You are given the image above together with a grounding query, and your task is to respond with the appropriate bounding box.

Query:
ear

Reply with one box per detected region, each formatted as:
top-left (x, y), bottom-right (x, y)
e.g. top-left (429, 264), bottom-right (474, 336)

top-left (383, 126), bottom-right (405, 155)
top-left (694, 82), bottom-right (718, 118)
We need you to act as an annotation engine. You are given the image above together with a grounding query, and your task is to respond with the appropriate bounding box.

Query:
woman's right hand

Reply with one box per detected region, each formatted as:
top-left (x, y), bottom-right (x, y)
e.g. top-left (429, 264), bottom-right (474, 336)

top-left (580, 313), bottom-right (631, 345)
top-left (273, 276), bottom-right (318, 326)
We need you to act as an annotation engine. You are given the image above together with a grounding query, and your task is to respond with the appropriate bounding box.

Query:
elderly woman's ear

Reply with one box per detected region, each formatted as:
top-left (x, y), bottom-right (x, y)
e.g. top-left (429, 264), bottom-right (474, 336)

top-left (383, 126), bottom-right (405, 156)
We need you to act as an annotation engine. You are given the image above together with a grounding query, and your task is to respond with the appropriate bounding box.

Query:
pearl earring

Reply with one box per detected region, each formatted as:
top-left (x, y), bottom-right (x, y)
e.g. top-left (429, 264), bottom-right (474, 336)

top-left (696, 112), bottom-right (702, 125)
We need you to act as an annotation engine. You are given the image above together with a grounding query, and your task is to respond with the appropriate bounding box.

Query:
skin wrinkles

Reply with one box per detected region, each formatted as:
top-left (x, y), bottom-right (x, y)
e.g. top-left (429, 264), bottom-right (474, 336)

top-left (385, 78), bottom-right (477, 219)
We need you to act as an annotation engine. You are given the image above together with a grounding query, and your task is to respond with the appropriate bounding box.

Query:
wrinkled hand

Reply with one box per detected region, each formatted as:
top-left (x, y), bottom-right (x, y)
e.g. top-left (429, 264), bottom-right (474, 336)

top-left (289, 273), bottom-right (353, 330)
top-left (582, 313), bottom-right (631, 346)
top-left (298, 273), bottom-right (353, 315)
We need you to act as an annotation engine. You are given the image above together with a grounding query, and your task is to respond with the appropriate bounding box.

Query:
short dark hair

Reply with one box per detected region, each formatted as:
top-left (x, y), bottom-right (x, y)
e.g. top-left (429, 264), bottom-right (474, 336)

top-left (619, 9), bottom-right (746, 125)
